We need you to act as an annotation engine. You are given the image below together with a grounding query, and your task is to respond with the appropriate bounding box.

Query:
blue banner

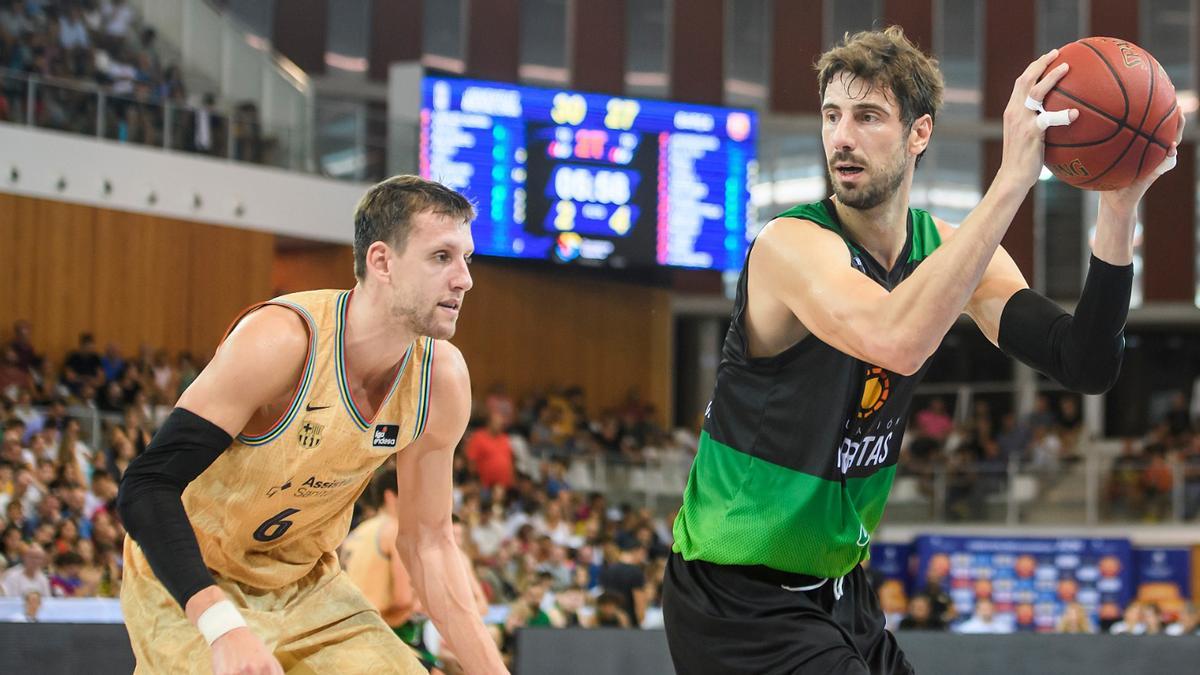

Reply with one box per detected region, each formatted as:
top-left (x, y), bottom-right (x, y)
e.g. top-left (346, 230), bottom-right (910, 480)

top-left (913, 535), bottom-right (1135, 632)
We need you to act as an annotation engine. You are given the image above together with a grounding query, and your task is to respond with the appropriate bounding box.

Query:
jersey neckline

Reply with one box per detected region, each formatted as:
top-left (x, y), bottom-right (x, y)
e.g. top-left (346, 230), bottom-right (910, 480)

top-left (334, 290), bottom-right (415, 431)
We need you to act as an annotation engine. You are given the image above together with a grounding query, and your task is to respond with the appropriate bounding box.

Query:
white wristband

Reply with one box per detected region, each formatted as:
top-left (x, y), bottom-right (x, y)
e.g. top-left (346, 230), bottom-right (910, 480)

top-left (196, 600), bottom-right (248, 645)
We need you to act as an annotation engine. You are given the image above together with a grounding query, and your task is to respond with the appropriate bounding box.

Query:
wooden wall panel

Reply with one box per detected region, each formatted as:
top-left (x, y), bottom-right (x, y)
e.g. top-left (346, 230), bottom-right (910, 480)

top-left (452, 263), bottom-right (672, 425)
top-left (0, 195), bottom-right (273, 365)
top-left (271, 245), bottom-right (357, 296)
top-left (91, 210), bottom-right (191, 356)
top-left (28, 201), bottom-right (96, 362)
top-left (0, 195), bottom-right (672, 423)
top-left (187, 222), bottom-right (275, 358)
top-left (0, 194), bottom-right (27, 331)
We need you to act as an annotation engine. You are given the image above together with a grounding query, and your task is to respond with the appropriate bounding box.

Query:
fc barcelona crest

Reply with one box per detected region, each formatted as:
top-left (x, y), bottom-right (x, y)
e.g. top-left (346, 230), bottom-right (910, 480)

top-left (298, 419), bottom-right (324, 449)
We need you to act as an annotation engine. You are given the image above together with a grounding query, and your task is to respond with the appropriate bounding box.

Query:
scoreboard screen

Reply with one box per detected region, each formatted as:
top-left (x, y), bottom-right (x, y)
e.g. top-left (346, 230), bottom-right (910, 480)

top-left (419, 76), bottom-right (757, 270)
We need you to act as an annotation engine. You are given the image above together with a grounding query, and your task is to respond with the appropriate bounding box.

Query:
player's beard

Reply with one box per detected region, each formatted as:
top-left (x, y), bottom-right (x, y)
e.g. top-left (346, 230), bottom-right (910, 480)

top-left (392, 289), bottom-right (456, 340)
top-left (828, 143), bottom-right (907, 211)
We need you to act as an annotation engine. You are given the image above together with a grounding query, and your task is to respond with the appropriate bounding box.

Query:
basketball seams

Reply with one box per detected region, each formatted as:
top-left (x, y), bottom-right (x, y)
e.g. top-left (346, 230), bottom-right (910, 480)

top-left (1076, 43), bottom-right (1157, 186)
top-left (1134, 100), bottom-right (1179, 178)
top-left (1047, 38), bottom-right (1175, 188)
top-left (1080, 40), bottom-right (1130, 123)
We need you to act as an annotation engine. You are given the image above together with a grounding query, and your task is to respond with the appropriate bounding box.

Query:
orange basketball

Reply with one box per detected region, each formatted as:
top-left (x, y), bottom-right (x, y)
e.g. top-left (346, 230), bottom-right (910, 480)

top-left (1041, 37), bottom-right (1181, 191)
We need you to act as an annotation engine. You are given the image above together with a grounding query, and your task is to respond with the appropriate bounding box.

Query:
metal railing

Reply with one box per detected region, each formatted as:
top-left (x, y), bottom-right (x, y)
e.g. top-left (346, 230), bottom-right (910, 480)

top-left (545, 440), bottom-right (1200, 526)
top-left (129, 0), bottom-right (313, 169)
top-left (0, 68), bottom-right (306, 171)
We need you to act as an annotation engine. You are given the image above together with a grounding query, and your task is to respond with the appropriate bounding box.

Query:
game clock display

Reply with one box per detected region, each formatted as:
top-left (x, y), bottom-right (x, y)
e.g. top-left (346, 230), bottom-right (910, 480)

top-left (420, 76), bottom-right (758, 271)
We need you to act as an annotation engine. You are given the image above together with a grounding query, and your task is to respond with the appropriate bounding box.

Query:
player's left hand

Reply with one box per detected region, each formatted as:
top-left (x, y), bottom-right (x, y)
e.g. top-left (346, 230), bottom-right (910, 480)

top-left (1103, 106), bottom-right (1186, 210)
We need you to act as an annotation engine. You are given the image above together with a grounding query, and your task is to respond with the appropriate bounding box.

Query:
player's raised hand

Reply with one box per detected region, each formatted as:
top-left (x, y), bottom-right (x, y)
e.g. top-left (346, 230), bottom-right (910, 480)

top-left (210, 626), bottom-right (284, 675)
top-left (1104, 107), bottom-right (1186, 210)
top-left (998, 49), bottom-right (1080, 191)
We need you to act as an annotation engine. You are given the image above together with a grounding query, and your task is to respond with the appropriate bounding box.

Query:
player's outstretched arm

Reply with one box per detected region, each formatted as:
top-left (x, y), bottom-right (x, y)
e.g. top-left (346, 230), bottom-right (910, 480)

top-left (117, 305), bottom-right (307, 675)
top-left (756, 50), bottom-right (1074, 375)
top-left (394, 341), bottom-right (508, 675)
top-left (961, 110), bottom-right (1183, 395)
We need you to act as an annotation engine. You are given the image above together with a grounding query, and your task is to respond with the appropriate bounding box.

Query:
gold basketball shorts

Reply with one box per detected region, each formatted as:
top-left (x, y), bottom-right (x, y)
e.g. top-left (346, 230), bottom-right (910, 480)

top-left (122, 541), bottom-right (425, 674)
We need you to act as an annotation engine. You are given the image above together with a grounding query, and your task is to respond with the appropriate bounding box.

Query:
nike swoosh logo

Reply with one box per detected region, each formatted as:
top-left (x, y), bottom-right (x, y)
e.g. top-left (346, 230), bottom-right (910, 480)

top-left (305, 404), bottom-right (331, 412)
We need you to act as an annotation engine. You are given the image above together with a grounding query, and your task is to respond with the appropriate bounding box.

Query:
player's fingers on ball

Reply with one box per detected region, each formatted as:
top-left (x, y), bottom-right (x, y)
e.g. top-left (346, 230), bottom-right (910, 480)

top-left (1175, 107), bottom-right (1186, 142)
top-left (1018, 48), bottom-right (1059, 86)
top-left (1029, 63), bottom-right (1069, 101)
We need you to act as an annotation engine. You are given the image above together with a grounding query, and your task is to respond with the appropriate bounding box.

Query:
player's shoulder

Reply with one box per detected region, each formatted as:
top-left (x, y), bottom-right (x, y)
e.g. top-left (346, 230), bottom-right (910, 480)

top-left (752, 215), bottom-right (850, 272)
top-left (216, 304), bottom-right (309, 368)
top-left (426, 339), bottom-right (470, 397)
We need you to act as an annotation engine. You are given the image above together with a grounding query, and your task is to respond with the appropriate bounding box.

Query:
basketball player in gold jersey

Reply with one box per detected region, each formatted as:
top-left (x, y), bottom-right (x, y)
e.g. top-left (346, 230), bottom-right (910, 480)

top-left (342, 467), bottom-right (489, 674)
top-left (117, 176), bottom-right (508, 674)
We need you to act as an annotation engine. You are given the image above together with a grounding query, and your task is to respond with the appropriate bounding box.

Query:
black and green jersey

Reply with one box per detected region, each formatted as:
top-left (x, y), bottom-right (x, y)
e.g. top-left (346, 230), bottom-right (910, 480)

top-left (672, 198), bottom-right (942, 579)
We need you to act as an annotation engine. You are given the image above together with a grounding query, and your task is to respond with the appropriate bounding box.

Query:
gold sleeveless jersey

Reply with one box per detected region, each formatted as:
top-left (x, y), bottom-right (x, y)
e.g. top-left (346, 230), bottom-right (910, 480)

top-left (342, 514), bottom-right (411, 626)
top-left (138, 289), bottom-right (435, 590)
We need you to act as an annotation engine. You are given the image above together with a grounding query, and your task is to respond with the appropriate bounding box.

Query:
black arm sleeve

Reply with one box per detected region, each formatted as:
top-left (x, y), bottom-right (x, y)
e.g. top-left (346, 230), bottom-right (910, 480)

top-left (116, 407), bottom-right (232, 609)
top-left (998, 255), bottom-right (1133, 395)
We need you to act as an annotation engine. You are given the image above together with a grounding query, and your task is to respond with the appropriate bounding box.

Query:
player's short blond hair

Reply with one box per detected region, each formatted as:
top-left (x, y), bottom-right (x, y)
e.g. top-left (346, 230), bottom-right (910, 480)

top-left (353, 175), bottom-right (476, 280)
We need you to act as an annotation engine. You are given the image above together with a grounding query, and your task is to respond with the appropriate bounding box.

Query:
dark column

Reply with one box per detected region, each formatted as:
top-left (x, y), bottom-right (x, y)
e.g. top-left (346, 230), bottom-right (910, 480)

top-left (465, 0), bottom-right (520, 81)
top-left (271, 0), bottom-right (328, 75)
top-left (368, 0), bottom-right (423, 81)
top-left (669, 0), bottom-right (724, 104)
top-left (983, 0), bottom-right (1038, 282)
top-left (569, 0), bottom-right (626, 94)
top-left (882, 0), bottom-right (933, 54)
top-left (769, 0), bottom-right (823, 113)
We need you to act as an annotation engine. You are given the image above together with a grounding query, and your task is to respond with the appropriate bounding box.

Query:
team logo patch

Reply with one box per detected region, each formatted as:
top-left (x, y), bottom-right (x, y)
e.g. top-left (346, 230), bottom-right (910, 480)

top-left (297, 418), bottom-right (324, 449)
top-left (856, 366), bottom-right (890, 419)
top-left (373, 424), bottom-right (400, 447)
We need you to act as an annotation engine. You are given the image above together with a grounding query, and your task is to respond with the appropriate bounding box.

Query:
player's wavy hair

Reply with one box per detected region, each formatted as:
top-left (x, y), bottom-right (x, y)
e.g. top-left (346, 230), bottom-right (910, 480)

top-left (353, 175), bottom-right (476, 280)
top-left (815, 25), bottom-right (944, 166)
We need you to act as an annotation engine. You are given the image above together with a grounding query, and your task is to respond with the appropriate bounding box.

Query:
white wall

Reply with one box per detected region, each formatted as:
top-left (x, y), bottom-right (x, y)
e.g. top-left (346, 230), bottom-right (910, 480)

top-left (0, 124), bottom-right (366, 243)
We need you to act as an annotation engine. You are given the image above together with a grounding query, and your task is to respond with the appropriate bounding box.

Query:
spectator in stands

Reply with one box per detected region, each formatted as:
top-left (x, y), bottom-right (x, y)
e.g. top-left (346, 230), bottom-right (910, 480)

top-left (1, 524), bottom-right (22, 567)
top-left (466, 409), bottom-right (515, 491)
top-left (1, 542), bottom-right (50, 597)
top-left (1166, 602), bottom-right (1199, 636)
top-left (898, 594), bottom-right (946, 631)
top-left (1110, 601), bottom-right (1150, 635)
top-left (954, 598), bottom-right (1013, 634)
top-left (1056, 601), bottom-right (1096, 633)
top-left (1027, 393), bottom-right (1057, 431)
top-left (49, 550), bottom-right (84, 596)
top-left (593, 591), bottom-right (631, 627)
top-left (995, 412), bottom-right (1031, 463)
top-left (1028, 423), bottom-right (1063, 474)
top-left (0, 1), bottom-right (33, 48)
top-left (99, 343), bottom-right (124, 383)
top-left (58, 3), bottom-right (87, 50)
top-left (1141, 442), bottom-right (1174, 521)
top-left (1164, 391), bottom-right (1194, 443)
top-left (485, 382), bottom-right (515, 431)
top-left (1057, 395), bottom-right (1084, 457)
top-left (598, 538), bottom-right (646, 627)
top-left (62, 332), bottom-right (102, 395)
top-left (6, 317), bottom-right (39, 369)
top-left (0, 346), bottom-right (34, 396)
top-left (101, 0), bottom-right (133, 44)
top-left (6, 589), bottom-right (41, 621)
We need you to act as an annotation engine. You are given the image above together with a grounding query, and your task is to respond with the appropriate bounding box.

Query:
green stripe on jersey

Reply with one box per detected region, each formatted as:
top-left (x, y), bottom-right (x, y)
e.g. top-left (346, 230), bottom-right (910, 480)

top-left (908, 209), bottom-right (942, 263)
top-left (672, 431), bottom-right (895, 578)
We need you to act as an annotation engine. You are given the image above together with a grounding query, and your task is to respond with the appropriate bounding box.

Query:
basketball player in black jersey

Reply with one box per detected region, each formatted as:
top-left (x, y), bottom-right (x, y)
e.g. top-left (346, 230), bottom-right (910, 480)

top-left (663, 27), bottom-right (1184, 674)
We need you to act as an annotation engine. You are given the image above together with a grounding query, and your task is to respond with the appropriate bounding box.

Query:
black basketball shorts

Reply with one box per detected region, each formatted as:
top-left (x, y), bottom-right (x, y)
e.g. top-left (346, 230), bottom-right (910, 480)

top-left (662, 553), bottom-right (914, 675)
